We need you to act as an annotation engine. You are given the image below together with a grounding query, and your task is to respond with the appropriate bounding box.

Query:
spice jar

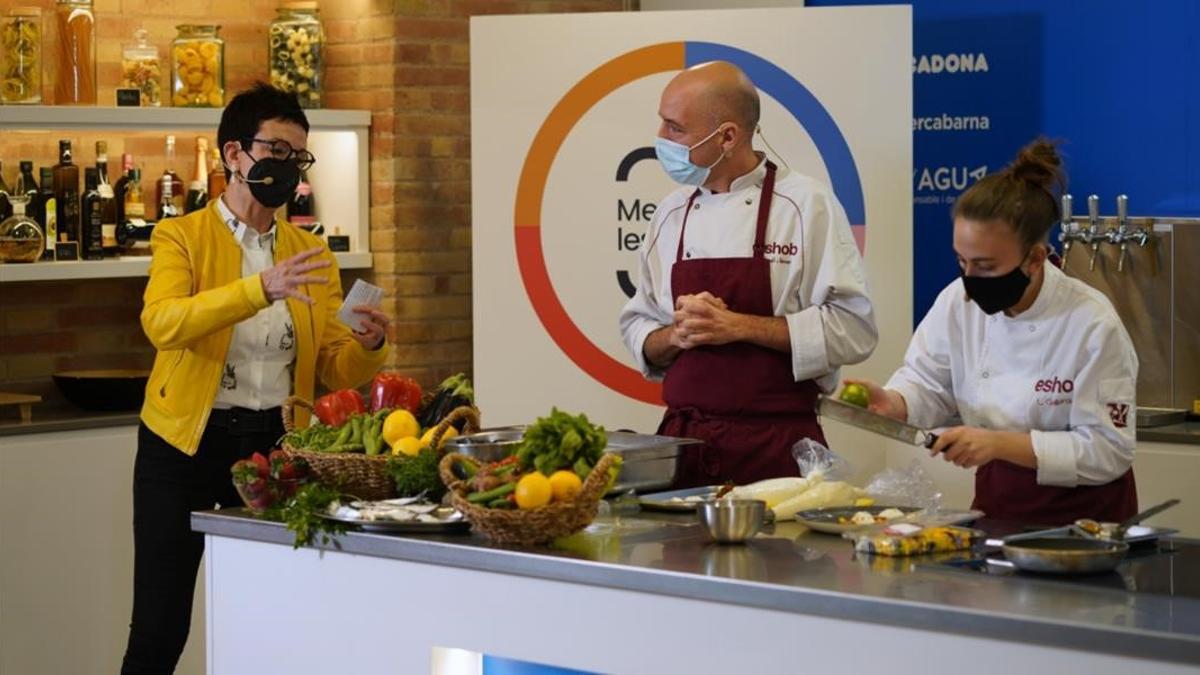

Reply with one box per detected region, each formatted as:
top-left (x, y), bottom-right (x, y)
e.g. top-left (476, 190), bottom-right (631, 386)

top-left (53, 0), bottom-right (96, 105)
top-left (121, 28), bottom-right (162, 107)
top-left (268, 2), bottom-right (324, 109)
top-left (171, 24), bottom-right (224, 108)
top-left (1, 7), bottom-right (42, 104)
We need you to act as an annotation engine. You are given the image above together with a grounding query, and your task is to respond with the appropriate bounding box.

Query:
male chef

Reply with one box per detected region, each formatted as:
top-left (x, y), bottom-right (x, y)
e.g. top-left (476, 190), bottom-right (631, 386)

top-left (619, 61), bottom-right (878, 487)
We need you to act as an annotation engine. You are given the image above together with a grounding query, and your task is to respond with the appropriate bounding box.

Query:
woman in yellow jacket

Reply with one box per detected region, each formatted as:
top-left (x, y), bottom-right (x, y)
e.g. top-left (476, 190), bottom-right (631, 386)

top-left (122, 84), bottom-right (391, 675)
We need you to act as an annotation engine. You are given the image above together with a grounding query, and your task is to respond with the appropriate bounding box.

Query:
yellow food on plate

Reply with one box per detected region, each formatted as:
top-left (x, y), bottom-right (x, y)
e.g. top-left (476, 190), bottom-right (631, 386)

top-left (853, 526), bottom-right (978, 557)
top-left (390, 436), bottom-right (422, 457)
top-left (548, 470), bottom-right (583, 503)
top-left (515, 472), bottom-right (552, 509)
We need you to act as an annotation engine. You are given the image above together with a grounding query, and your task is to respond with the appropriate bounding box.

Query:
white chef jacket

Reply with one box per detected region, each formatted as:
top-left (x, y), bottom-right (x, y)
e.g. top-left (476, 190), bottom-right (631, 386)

top-left (619, 158), bottom-right (878, 392)
top-left (886, 263), bottom-right (1137, 488)
top-left (212, 197), bottom-right (296, 411)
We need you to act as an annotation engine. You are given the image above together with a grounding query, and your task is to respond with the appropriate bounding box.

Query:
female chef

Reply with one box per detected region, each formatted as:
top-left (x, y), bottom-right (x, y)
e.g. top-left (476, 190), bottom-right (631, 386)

top-left (849, 139), bottom-right (1138, 525)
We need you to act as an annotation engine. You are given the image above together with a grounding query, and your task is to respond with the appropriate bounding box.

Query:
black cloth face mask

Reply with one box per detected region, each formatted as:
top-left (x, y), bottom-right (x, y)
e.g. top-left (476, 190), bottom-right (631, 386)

top-left (239, 155), bottom-right (301, 209)
top-left (961, 254), bottom-right (1033, 315)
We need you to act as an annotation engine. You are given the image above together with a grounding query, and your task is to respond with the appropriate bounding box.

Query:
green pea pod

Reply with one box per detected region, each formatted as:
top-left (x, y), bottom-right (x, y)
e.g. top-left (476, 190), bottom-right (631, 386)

top-left (488, 498), bottom-right (515, 509)
top-left (467, 481), bottom-right (516, 504)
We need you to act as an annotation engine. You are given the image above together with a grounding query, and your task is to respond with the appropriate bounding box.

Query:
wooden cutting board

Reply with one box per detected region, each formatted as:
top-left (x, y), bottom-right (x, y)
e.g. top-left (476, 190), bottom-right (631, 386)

top-left (0, 392), bottom-right (41, 423)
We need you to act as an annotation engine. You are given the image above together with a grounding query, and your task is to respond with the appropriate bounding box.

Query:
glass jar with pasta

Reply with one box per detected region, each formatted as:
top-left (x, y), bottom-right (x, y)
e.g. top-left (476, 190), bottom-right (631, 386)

top-left (121, 28), bottom-right (162, 107)
top-left (54, 0), bottom-right (95, 105)
top-left (268, 2), bottom-right (324, 109)
top-left (1, 7), bottom-right (42, 104)
top-left (171, 24), bottom-right (224, 108)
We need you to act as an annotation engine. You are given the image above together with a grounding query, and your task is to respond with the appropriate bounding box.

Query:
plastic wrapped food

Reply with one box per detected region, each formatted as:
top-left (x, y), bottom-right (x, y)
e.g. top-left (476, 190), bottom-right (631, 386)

top-left (1, 7), bottom-right (42, 104)
top-left (771, 480), bottom-right (865, 520)
top-left (850, 526), bottom-right (980, 557)
top-left (53, 0), bottom-right (96, 105)
top-left (268, 2), bottom-right (323, 108)
top-left (171, 24), bottom-right (223, 107)
top-left (121, 28), bottom-right (161, 106)
top-left (726, 477), bottom-right (810, 509)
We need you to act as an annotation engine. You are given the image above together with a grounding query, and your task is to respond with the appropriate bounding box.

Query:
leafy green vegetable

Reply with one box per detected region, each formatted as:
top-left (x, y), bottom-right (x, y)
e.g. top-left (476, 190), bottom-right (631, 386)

top-left (386, 448), bottom-right (446, 499)
top-left (261, 482), bottom-right (347, 549)
top-left (517, 408), bottom-right (607, 476)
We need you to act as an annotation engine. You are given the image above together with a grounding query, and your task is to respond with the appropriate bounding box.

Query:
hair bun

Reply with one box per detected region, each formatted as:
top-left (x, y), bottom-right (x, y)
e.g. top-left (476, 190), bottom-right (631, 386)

top-left (1007, 137), bottom-right (1064, 193)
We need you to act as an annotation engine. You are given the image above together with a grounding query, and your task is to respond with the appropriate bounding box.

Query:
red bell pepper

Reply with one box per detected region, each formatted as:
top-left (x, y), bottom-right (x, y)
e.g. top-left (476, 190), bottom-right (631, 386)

top-left (313, 389), bottom-right (366, 427)
top-left (369, 372), bottom-right (422, 414)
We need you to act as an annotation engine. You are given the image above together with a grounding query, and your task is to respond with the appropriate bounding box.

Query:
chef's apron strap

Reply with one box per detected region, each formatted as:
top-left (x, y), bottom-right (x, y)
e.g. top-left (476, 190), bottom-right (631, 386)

top-left (674, 188), bottom-right (703, 263)
top-left (753, 160), bottom-right (777, 255)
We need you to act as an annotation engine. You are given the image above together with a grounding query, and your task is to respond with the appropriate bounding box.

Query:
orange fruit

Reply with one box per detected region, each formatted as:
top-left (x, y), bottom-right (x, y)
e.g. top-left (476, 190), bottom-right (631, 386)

top-left (548, 470), bottom-right (583, 503)
top-left (514, 472), bottom-right (552, 510)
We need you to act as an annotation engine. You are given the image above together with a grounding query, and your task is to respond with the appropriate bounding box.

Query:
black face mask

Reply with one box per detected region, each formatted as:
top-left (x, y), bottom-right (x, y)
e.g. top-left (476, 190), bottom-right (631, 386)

top-left (962, 261), bottom-right (1031, 315)
top-left (239, 155), bottom-right (301, 209)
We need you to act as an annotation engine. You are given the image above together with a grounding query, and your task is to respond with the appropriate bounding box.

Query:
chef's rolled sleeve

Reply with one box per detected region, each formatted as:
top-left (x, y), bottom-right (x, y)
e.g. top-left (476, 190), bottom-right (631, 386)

top-left (1030, 430), bottom-right (1081, 487)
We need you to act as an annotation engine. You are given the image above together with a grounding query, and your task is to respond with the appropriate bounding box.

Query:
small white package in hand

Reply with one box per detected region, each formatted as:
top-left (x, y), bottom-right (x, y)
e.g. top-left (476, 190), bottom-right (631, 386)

top-left (337, 279), bottom-right (384, 333)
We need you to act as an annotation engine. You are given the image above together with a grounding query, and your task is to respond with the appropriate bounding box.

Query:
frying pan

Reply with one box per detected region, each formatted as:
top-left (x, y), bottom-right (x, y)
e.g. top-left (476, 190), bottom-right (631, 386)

top-left (1002, 536), bottom-right (1129, 574)
top-left (52, 369), bottom-right (150, 411)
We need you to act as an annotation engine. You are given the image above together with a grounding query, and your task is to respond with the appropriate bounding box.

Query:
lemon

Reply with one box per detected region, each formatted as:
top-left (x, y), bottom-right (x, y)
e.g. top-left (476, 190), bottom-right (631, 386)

top-left (390, 436), bottom-right (422, 457)
top-left (382, 410), bottom-right (420, 446)
top-left (419, 425), bottom-right (459, 449)
top-left (548, 470), bottom-right (583, 503)
top-left (514, 472), bottom-right (552, 510)
top-left (840, 383), bottom-right (870, 408)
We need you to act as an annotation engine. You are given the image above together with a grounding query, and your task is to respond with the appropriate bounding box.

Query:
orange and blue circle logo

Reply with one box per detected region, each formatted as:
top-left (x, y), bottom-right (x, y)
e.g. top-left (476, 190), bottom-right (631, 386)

top-left (514, 41), bottom-right (864, 404)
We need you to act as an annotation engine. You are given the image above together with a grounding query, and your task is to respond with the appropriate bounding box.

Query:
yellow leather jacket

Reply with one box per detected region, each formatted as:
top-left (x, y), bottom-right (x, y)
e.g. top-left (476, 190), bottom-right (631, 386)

top-left (139, 199), bottom-right (388, 455)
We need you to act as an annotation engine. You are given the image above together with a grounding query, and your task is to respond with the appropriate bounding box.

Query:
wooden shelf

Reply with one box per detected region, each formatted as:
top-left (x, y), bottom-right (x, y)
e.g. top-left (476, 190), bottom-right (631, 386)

top-left (0, 105), bottom-right (370, 131)
top-left (0, 252), bottom-right (372, 283)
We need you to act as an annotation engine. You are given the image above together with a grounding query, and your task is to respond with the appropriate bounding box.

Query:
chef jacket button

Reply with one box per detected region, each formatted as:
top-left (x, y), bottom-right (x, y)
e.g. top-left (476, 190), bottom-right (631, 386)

top-left (745, 198), bottom-right (753, 205)
top-left (693, 203), bottom-right (700, 210)
top-left (686, 251), bottom-right (693, 258)
top-left (982, 371), bottom-right (990, 379)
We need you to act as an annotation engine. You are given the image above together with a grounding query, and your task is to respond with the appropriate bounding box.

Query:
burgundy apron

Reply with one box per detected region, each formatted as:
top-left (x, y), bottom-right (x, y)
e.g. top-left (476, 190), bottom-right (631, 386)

top-left (657, 161), bottom-right (826, 489)
top-left (973, 462), bottom-right (1138, 526)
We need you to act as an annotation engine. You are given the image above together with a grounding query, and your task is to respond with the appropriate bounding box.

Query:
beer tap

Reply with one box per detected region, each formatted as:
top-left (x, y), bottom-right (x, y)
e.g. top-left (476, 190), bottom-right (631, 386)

top-left (1108, 195), bottom-right (1130, 272)
top-left (1058, 194), bottom-right (1075, 260)
top-left (1086, 194), bottom-right (1103, 271)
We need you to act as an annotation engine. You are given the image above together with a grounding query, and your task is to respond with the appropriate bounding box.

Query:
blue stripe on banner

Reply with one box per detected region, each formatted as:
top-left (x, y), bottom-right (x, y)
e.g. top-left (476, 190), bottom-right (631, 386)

top-left (481, 655), bottom-right (601, 675)
top-left (684, 41), bottom-right (867, 226)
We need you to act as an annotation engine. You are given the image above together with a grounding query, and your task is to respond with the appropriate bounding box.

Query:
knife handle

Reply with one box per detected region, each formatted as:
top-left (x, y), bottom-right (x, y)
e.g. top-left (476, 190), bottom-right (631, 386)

top-left (923, 433), bottom-right (941, 451)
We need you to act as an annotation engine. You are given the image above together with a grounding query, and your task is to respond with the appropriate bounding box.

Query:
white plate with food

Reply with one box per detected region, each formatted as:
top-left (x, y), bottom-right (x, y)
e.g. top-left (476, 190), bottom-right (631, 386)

top-left (638, 486), bottom-right (723, 513)
top-left (318, 497), bottom-right (470, 533)
top-left (797, 505), bottom-right (983, 535)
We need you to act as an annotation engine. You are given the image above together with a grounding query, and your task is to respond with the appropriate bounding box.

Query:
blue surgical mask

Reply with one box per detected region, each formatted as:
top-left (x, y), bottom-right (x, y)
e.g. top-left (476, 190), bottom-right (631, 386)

top-left (655, 126), bottom-right (726, 186)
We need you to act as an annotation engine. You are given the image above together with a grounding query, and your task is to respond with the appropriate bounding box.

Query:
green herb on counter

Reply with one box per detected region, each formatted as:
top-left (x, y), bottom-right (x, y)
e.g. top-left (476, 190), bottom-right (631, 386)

top-left (516, 407), bottom-right (608, 477)
top-left (386, 448), bottom-right (445, 499)
top-left (262, 482), bottom-right (347, 549)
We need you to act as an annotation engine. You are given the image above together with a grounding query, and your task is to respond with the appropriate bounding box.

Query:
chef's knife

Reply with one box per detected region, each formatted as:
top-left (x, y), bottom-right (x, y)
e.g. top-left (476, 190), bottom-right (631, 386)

top-left (817, 395), bottom-right (941, 450)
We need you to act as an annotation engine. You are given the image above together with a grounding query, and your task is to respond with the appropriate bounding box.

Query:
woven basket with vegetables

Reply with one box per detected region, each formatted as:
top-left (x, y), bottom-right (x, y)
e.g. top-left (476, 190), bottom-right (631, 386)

top-left (280, 373), bottom-right (480, 500)
top-left (438, 408), bottom-right (621, 546)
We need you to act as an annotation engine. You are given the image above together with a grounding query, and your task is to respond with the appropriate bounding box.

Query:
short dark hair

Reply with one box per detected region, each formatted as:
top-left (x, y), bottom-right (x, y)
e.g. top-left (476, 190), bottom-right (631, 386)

top-left (217, 82), bottom-right (310, 155)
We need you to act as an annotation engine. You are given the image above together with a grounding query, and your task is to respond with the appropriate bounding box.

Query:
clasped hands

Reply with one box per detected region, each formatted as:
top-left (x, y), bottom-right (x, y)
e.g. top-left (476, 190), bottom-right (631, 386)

top-left (669, 291), bottom-right (744, 350)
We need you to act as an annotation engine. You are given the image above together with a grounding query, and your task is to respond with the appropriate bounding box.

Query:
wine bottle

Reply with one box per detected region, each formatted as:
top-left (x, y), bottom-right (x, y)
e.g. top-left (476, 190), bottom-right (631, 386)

top-left (81, 168), bottom-right (105, 260)
top-left (155, 135), bottom-right (184, 219)
top-left (158, 174), bottom-right (181, 221)
top-left (95, 142), bottom-right (118, 257)
top-left (0, 160), bottom-right (12, 221)
top-left (185, 137), bottom-right (209, 214)
top-left (52, 140), bottom-right (81, 247)
top-left (113, 153), bottom-right (134, 244)
top-left (208, 147), bottom-right (226, 201)
top-left (16, 161), bottom-right (42, 230)
top-left (287, 170), bottom-right (316, 231)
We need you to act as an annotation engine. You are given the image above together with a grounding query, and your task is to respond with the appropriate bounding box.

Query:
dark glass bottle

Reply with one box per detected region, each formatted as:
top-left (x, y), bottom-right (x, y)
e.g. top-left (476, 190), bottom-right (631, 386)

top-left (0, 160), bottom-right (12, 221)
top-left (16, 161), bottom-right (42, 230)
top-left (113, 153), bottom-right (134, 240)
top-left (155, 135), bottom-right (184, 219)
top-left (287, 171), bottom-right (316, 231)
top-left (53, 140), bottom-right (81, 248)
top-left (95, 141), bottom-right (118, 256)
top-left (38, 167), bottom-right (55, 260)
top-left (81, 168), bottom-right (105, 260)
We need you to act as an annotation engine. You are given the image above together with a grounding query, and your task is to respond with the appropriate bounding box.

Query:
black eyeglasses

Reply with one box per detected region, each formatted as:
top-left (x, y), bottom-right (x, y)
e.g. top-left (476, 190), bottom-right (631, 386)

top-left (242, 137), bottom-right (316, 170)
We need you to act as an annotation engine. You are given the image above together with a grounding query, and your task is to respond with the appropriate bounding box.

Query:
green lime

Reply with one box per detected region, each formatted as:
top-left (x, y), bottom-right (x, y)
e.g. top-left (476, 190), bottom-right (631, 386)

top-left (840, 383), bottom-right (870, 408)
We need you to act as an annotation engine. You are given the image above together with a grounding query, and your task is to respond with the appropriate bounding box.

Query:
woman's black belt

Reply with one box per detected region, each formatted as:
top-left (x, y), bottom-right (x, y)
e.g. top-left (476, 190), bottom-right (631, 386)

top-left (207, 406), bottom-right (283, 434)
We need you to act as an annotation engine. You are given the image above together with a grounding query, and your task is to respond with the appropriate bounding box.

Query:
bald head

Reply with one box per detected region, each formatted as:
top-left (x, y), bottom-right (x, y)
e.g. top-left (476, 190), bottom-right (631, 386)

top-left (663, 61), bottom-right (760, 137)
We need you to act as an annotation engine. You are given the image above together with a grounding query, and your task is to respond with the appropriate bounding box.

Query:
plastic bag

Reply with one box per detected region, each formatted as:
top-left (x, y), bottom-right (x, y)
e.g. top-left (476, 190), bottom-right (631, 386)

top-left (792, 437), bottom-right (852, 482)
top-left (864, 459), bottom-right (942, 510)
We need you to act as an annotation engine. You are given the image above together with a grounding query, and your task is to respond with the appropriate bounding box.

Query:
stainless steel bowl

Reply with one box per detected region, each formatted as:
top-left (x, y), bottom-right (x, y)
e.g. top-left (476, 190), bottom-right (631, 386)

top-left (442, 428), bottom-right (524, 463)
top-left (697, 499), bottom-right (766, 544)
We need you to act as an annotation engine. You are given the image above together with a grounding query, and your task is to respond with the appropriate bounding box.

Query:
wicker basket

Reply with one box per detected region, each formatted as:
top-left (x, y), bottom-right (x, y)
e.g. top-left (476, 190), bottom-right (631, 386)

top-left (438, 452), bottom-right (617, 546)
top-left (281, 396), bottom-right (480, 500)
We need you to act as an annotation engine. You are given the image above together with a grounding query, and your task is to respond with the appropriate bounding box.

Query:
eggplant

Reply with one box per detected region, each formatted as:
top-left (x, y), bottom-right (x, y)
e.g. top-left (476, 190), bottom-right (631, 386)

top-left (418, 373), bottom-right (475, 429)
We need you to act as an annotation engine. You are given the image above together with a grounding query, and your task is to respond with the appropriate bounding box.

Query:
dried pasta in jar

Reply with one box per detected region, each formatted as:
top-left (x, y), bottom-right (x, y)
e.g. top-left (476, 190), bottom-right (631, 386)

top-left (121, 28), bottom-right (161, 107)
top-left (53, 0), bottom-right (96, 105)
top-left (1, 7), bottom-right (42, 104)
top-left (268, 2), bottom-right (324, 109)
top-left (171, 24), bottom-right (224, 108)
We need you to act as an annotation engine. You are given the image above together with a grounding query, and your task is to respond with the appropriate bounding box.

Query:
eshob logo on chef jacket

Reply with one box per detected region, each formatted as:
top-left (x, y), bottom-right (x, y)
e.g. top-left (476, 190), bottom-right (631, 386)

top-left (514, 41), bottom-right (865, 404)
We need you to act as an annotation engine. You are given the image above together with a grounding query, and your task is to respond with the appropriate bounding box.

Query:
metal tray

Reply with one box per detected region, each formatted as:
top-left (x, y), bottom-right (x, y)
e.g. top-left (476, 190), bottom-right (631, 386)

top-left (797, 506), bottom-right (983, 535)
top-left (1002, 524), bottom-right (1178, 546)
top-left (317, 507), bottom-right (470, 534)
top-left (638, 486), bottom-right (721, 513)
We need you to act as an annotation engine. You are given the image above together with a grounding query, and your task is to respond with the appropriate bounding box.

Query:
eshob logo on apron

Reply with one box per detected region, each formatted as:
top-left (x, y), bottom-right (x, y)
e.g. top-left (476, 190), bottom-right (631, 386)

top-left (514, 41), bottom-right (865, 404)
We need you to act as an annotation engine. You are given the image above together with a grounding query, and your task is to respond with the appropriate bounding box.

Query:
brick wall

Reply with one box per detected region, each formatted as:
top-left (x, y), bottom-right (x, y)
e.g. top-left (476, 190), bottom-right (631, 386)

top-left (0, 0), bottom-right (631, 417)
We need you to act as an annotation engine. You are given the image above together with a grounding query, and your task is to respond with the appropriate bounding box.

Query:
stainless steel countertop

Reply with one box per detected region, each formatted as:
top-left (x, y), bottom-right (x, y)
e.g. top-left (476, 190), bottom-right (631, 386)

top-left (0, 409), bottom-right (139, 437)
top-left (192, 509), bottom-right (1200, 666)
top-left (1139, 421), bottom-right (1200, 445)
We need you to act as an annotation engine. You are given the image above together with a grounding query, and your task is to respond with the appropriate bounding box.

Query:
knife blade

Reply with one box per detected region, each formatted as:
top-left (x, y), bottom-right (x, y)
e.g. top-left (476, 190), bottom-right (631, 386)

top-left (817, 395), bottom-right (940, 450)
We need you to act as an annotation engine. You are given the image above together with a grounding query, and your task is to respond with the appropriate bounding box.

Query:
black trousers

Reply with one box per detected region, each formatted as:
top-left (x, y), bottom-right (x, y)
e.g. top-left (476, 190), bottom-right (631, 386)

top-left (121, 409), bottom-right (283, 675)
